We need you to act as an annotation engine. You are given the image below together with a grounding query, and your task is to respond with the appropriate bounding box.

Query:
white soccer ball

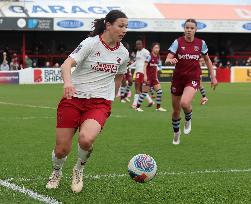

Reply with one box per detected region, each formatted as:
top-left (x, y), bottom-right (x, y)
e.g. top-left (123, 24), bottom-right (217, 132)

top-left (128, 154), bottom-right (157, 183)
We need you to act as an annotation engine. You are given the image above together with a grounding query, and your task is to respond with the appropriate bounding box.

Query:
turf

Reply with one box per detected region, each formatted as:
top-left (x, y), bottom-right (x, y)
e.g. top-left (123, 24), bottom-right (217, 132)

top-left (0, 83), bottom-right (250, 204)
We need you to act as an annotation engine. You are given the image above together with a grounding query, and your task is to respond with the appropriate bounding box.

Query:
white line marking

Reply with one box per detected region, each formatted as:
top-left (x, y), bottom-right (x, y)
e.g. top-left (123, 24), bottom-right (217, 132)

top-left (0, 101), bottom-right (126, 118)
top-left (0, 116), bottom-right (55, 120)
top-left (7, 168), bottom-right (251, 182)
top-left (0, 179), bottom-right (61, 204)
top-left (0, 101), bottom-right (56, 109)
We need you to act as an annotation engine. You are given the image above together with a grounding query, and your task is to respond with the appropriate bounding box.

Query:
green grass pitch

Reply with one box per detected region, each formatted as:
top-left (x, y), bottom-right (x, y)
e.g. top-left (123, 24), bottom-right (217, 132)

top-left (0, 83), bottom-right (250, 204)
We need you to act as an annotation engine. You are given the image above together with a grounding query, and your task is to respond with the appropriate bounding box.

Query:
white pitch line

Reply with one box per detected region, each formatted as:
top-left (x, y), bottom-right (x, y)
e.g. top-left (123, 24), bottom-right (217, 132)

top-left (0, 101), bottom-right (126, 118)
top-left (7, 168), bottom-right (251, 182)
top-left (0, 101), bottom-right (56, 109)
top-left (0, 179), bottom-right (61, 204)
top-left (0, 116), bottom-right (55, 120)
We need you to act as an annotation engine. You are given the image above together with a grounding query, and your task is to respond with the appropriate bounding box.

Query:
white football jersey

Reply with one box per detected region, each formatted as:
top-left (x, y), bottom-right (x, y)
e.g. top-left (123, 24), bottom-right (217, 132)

top-left (69, 35), bottom-right (129, 101)
top-left (135, 48), bottom-right (150, 73)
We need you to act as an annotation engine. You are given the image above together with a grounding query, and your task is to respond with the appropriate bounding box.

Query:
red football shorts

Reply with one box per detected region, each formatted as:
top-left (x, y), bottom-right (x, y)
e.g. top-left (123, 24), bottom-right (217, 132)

top-left (171, 79), bottom-right (200, 96)
top-left (135, 72), bottom-right (144, 84)
top-left (124, 72), bottom-right (132, 81)
top-left (146, 70), bottom-right (159, 87)
top-left (56, 97), bottom-right (112, 128)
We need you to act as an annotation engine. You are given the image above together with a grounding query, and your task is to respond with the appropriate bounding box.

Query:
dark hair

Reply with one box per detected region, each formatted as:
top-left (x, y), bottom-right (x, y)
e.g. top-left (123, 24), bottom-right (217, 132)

top-left (89, 10), bottom-right (127, 37)
top-left (184, 18), bottom-right (197, 27)
top-left (152, 42), bottom-right (160, 49)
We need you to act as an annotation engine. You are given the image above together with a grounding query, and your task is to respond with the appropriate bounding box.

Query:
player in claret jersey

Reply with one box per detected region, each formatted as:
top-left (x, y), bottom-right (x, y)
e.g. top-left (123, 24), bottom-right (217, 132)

top-left (136, 43), bottom-right (166, 112)
top-left (165, 19), bottom-right (218, 145)
top-left (45, 10), bottom-right (129, 193)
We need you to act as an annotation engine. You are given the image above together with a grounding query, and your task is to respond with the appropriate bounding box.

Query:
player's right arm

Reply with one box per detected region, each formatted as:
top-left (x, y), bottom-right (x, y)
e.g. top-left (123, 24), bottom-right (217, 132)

top-left (61, 37), bottom-right (93, 99)
top-left (61, 57), bottom-right (76, 99)
top-left (165, 39), bottom-right (178, 65)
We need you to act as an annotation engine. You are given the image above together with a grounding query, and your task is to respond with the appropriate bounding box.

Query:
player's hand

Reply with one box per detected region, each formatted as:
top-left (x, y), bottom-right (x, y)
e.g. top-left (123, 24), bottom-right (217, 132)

top-left (144, 75), bottom-right (148, 83)
top-left (210, 77), bottom-right (218, 90)
top-left (166, 58), bottom-right (178, 65)
top-left (63, 83), bottom-right (76, 99)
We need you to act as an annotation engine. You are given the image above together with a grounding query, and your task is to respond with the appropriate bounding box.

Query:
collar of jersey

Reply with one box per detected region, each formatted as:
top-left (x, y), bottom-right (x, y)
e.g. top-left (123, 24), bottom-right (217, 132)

top-left (99, 35), bottom-right (120, 51)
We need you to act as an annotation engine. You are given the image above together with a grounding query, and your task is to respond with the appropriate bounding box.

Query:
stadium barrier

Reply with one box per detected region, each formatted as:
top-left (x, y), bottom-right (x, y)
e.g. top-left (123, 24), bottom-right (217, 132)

top-left (231, 66), bottom-right (251, 82)
top-left (0, 66), bottom-right (250, 84)
top-left (216, 68), bottom-right (231, 82)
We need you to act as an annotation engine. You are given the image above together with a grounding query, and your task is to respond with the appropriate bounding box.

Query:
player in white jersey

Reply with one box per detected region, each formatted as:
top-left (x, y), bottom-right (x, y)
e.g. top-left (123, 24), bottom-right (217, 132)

top-left (46, 10), bottom-right (129, 193)
top-left (131, 40), bottom-right (154, 111)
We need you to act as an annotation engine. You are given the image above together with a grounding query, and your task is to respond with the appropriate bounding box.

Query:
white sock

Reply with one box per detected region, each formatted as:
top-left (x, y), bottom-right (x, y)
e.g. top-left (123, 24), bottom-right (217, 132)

top-left (52, 150), bottom-right (67, 171)
top-left (133, 94), bottom-right (139, 106)
top-left (146, 94), bottom-right (153, 103)
top-left (76, 144), bottom-right (93, 170)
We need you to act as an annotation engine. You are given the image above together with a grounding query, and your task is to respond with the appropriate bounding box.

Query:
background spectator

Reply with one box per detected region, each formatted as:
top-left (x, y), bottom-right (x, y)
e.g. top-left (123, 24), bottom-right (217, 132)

top-left (10, 53), bottom-right (19, 70)
top-left (25, 55), bottom-right (32, 68)
top-left (44, 61), bottom-right (51, 68)
top-left (53, 62), bottom-right (60, 68)
top-left (0, 60), bottom-right (10, 71)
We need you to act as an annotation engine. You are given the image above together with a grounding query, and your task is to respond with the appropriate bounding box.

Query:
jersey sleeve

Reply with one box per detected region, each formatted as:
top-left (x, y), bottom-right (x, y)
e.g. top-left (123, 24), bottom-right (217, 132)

top-left (117, 54), bottom-right (129, 74)
top-left (145, 53), bottom-right (151, 63)
top-left (69, 37), bottom-right (93, 65)
top-left (168, 39), bottom-right (178, 54)
top-left (201, 40), bottom-right (208, 55)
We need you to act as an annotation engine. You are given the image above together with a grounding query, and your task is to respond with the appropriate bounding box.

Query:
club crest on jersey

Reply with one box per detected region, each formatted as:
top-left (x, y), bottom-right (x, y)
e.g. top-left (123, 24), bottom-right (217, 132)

top-left (181, 46), bottom-right (185, 50)
top-left (194, 46), bottom-right (199, 51)
top-left (95, 52), bottom-right (101, 57)
top-left (117, 57), bottom-right (121, 64)
top-left (91, 62), bottom-right (118, 73)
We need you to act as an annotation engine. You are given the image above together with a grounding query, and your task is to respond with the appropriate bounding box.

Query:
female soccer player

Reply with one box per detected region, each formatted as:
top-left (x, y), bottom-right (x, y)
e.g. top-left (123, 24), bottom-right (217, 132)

top-left (165, 19), bottom-right (217, 145)
top-left (132, 40), bottom-right (154, 110)
top-left (120, 42), bottom-right (133, 103)
top-left (46, 10), bottom-right (129, 193)
top-left (136, 43), bottom-right (166, 112)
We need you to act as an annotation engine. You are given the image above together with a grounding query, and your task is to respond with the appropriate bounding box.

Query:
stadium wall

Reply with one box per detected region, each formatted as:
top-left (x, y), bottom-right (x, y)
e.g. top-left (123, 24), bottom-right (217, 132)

top-left (1, 66), bottom-right (250, 84)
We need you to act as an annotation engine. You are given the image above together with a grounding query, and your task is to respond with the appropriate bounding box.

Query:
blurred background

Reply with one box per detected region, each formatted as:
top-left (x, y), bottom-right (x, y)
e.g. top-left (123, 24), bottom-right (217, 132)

top-left (0, 0), bottom-right (250, 83)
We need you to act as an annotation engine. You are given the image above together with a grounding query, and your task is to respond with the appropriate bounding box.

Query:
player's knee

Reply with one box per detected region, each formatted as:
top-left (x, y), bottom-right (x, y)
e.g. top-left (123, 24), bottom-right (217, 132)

top-left (55, 146), bottom-right (71, 158)
top-left (180, 100), bottom-right (190, 110)
top-left (78, 134), bottom-right (94, 150)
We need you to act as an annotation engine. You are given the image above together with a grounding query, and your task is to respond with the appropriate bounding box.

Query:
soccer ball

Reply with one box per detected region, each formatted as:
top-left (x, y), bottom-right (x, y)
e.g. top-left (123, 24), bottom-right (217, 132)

top-left (128, 154), bottom-right (157, 183)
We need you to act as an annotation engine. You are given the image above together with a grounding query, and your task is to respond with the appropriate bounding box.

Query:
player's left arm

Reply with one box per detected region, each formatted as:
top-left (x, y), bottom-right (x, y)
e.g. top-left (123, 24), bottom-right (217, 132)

top-left (114, 74), bottom-right (124, 96)
top-left (115, 53), bottom-right (130, 96)
top-left (202, 54), bottom-right (218, 90)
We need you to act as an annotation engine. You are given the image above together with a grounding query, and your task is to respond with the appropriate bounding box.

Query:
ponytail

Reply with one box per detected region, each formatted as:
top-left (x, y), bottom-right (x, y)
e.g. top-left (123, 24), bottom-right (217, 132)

top-left (89, 10), bottom-right (127, 37)
top-left (89, 18), bottom-right (105, 37)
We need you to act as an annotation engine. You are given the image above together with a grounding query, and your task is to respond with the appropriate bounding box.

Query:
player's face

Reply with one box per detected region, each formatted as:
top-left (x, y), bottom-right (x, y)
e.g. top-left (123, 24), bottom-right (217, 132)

top-left (136, 41), bottom-right (143, 50)
top-left (184, 22), bottom-right (197, 39)
top-left (107, 18), bottom-right (128, 42)
top-left (152, 44), bottom-right (160, 55)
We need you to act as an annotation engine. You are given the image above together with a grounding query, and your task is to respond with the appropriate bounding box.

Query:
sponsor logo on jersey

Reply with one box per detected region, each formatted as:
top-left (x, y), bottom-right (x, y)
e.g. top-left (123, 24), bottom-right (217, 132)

top-left (194, 46), bottom-right (199, 51)
top-left (57, 20), bottom-right (84, 28)
top-left (149, 63), bottom-right (158, 67)
top-left (177, 54), bottom-right (200, 60)
top-left (91, 62), bottom-right (118, 73)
